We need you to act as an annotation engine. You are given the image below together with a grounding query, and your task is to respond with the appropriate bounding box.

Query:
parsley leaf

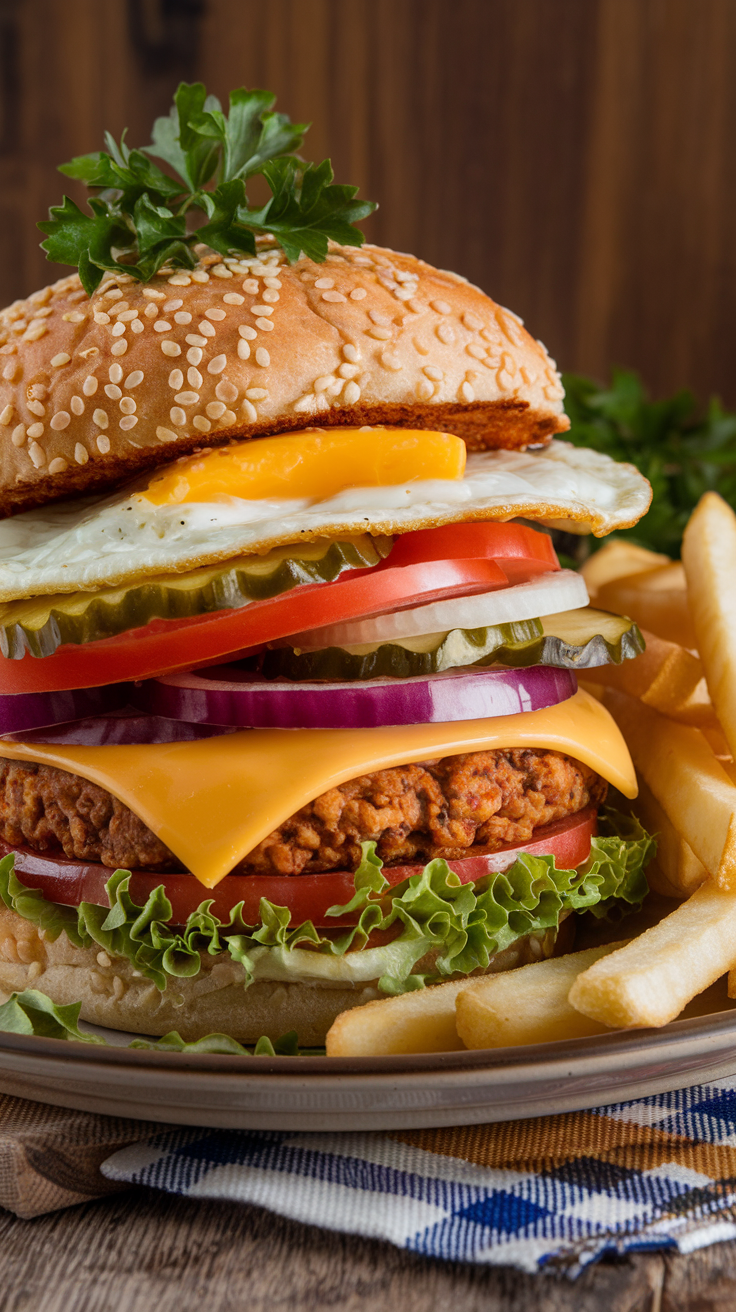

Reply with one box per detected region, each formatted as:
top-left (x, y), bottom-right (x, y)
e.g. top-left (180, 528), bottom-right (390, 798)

top-left (563, 368), bottom-right (736, 557)
top-left (39, 81), bottom-right (376, 291)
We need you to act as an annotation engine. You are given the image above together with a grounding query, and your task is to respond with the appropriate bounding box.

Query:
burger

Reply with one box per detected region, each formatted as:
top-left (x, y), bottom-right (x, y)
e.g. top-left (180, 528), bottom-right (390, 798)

top-left (0, 97), bottom-right (654, 1049)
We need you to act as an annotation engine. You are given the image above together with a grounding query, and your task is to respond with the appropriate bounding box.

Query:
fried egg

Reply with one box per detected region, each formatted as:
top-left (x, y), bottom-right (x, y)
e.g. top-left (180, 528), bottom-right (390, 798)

top-left (0, 439), bottom-right (651, 602)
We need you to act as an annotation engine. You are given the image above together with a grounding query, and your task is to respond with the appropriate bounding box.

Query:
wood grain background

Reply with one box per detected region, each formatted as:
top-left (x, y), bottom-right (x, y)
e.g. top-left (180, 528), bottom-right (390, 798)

top-left (1, 0), bottom-right (735, 404)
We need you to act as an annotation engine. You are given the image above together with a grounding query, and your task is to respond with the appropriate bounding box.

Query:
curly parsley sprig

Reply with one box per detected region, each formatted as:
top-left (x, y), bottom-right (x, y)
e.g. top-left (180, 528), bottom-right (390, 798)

top-left (38, 82), bottom-right (377, 295)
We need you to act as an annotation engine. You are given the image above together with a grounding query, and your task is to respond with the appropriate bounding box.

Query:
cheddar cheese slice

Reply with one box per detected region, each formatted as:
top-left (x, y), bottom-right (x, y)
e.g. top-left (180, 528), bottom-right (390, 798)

top-left (0, 691), bottom-right (636, 888)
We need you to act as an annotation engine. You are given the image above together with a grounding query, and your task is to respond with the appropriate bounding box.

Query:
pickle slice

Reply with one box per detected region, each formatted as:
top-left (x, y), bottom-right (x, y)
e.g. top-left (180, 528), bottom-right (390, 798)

top-left (0, 535), bottom-right (392, 659)
top-left (262, 607), bottom-right (644, 681)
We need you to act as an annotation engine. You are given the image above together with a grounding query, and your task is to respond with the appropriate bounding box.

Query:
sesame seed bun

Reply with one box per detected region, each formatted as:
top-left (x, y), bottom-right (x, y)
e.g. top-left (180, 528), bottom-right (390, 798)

top-left (0, 243), bottom-right (568, 518)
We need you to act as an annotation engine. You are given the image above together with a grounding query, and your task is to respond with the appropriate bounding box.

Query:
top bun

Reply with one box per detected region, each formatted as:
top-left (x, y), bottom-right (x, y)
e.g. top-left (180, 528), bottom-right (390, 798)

top-left (0, 242), bottom-right (569, 518)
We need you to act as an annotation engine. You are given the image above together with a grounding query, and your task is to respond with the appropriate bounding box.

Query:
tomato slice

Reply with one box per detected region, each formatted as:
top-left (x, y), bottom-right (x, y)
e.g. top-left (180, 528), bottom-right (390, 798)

top-left (386, 522), bottom-right (559, 584)
top-left (0, 558), bottom-right (511, 693)
top-left (0, 807), bottom-right (596, 928)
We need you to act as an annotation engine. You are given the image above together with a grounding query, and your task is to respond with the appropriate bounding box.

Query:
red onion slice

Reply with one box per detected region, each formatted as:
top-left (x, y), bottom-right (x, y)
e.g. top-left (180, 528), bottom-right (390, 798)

top-left (0, 683), bottom-right (127, 736)
top-left (3, 710), bottom-right (237, 746)
top-left (133, 664), bottom-right (578, 729)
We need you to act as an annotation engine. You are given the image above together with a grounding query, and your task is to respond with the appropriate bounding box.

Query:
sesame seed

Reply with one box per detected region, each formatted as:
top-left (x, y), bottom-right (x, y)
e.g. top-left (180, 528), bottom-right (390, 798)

top-left (198, 322), bottom-right (216, 338)
top-left (220, 409), bottom-right (236, 425)
top-left (193, 415), bottom-right (211, 432)
top-left (313, 376), bottom-right (333, 393)
top-left (125, 370), bottom-right (144, 389)
top-left (190, 271), bottom-right (210, 284)
top-left (70, 396), bottom-right (84, 416)
top-left (460, 380), bottom-right (475, 402)
top-left (342, 344), bottom-right (359, 363)
top-left (245, 388), bottom-right (267, 401)
top-left (156, 426), bottom-right (177, 441)
top-left (50, 412), bottom-right (71, 430)
top-left (117, 309), bottom-right (138, 322)
top-left (143, 288), bottom-right (165, 299)
top-left (430, 300), bottom-right (452, 315)
top-left (111, 323), bottom-right (126, 338)
top-left (263, 277), bottom-right (281, 289)
top-left (119, 397), bottom-right (136, 415)
top-left (237, 340), bottom-right (250, 360)
top-left (51, 352), bottom-right (71, 367)
top-left (48, 457), bottom-right (68, 474)
top-left (83, 376), bottom-right (98, 396)
top-left (294, 394), bottom-right (316, 414)
top-left (94, 312), bottom-right (111, 325)
top-left (350, 288), bottom-right (367, 300)
top-left (105, 289), bottom-right (123, 301)
top-left (144, 303), bottom-right (159, 319)
top-left (343, 381), bottom-right (361, 404)
top-left (215, 379), bottom-right (238, 403)
top-left (27, 422), bottom-right (44, 439)
top-left (168, 369), bottom-right (184, 390)
top-left (314, 277), bottom-right (334, 289)
top-left (211, 265), bottom-right (232, 279)
top-left (105, 384), bottom-right (122, 400)
top-left (92, 409), bottom-right (108, 429)
top-left (369, 311), bottom-right (391, 325)
top-left (186, 347), bottom-right (203, 366)
top-left (111, 341), bottom-right (128, 356)
top-left (206, 401), bottom-right (226, 419)
top-left (170, 407), bottom-right (186, 426)
top-left (238, 325), bottom-right (257, 341)
top-left (173, 312), bottom-right (191, 325)
top-left (256, 318), bottom-right (274, 331)
top-left (423, 366), bottom-right (442, 381)
top-left (27, 400), bottom-right (45, 417)
top-left (416, 378), bottom-right (434, 401)
top-left (97, 434), bottom-right (111, 453)
top-left (29, 383), bottom-right (46, 401)
top-left (11, 424), bottom-right (25, 446)
top-left (28, 442), bottom-right (45, 467)
top-left (163, 299), bottom-right (183, 312)
top-left (168, 275), bottom-right (191, 286)
top-left (207, 354), bottom-right (227, 375)
top-left (153, 321), bottom-right (172, 333)
top-left (436, 323), bottom-right (455, 345)
top-left (255, 348), bottom-right (270, 367)
top-left (380, 352), bottom-right (402, 372)
top-left (241, 400), bottom-right (257, 423)
top-left (261, 289), bottom-right (279, 303)
top-left (367, 327), bottom-right (391, 340)
top-left (2, 362), bottom-right (18, 381)
top-left (463, 312), bottom-right (483, 330)
top-left (322, 290), bottom-right (346, 303)
top-left (185, 335), bottom-right (207, 349)
top-left (407, 299), bottom-right (424, 314)
top-left (119, 415), bottom-right (138, 430)
top-left (223, 293), bottom-right (244, 305)
top-left (174, 391), bottom-right (199, 405)
top-left (130, 319), bottom-right (144, 334)
top-left (466, 343), bottom-right (486, 360)
top-left (313, 395), bottom-right (330, 413)
top-left (338, 363), bottom-right (358, 379)
top-left (251, 305), bottom-right (273, 316)
top-left (205, 307), bottom-right (226, 321)
top-left (74, 443), bottom-right (89, 465)
top-left (187, 367), bottom-right (204, 389)
top-left (242, 279), bottom-right (259, 294)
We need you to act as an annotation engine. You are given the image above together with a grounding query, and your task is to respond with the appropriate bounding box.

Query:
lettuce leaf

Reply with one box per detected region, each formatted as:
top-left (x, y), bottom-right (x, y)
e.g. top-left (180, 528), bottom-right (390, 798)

top-left (0, 809), bottom-right (654, 997)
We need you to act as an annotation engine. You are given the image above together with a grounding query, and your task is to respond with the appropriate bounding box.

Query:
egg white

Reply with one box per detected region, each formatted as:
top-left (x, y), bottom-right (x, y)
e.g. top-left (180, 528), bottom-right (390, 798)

top-left (0, 441), bottom-right (651, 602)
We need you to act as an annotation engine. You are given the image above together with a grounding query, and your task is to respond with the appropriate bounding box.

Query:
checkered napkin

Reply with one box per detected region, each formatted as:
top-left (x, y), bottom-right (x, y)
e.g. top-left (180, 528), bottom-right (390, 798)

top-left (100, 1079), bottom-right (736, 1276)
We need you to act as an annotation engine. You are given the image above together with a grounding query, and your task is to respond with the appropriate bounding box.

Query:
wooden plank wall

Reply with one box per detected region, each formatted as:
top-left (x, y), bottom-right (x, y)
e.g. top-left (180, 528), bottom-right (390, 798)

top-left (1, 0), bottom-right (735, 404)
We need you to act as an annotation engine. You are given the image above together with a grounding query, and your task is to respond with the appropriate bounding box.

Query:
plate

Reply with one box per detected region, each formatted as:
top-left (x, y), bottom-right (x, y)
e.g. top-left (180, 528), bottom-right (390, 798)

top-left (1, 984), bottom-right (736, 1130)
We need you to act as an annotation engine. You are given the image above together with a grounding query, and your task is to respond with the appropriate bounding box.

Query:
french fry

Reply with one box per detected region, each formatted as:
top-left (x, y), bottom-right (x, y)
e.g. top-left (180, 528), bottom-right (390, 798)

top-left (326, 979), bottom-right (468, 1056)
top-left (630, 777), bottom-right (707, 896)
top-left (581, 541), bottom-right (670, 600)
top-left (595, 562), bottom-right (696, 648)
top-left (455, 943), bottom-right (626, 1049)
top-left (569, 880), bottom-right (736, 1028)
top-left (682, 492), bottom-right (736, 762)
top-left (604, 689), bottom-right (736, 887)
top-left (584, 628), bottom-right (714, 727)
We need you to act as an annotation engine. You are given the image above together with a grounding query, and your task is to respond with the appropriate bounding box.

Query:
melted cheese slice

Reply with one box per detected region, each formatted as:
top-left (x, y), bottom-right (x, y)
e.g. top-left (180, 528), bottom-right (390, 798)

top-left (0, 691), bottom-right (635, 888)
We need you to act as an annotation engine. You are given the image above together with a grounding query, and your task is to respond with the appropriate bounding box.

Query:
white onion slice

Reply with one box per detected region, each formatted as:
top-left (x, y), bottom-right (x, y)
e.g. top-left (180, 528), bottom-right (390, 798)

top-left (289, 569), bottom-right (589, 650)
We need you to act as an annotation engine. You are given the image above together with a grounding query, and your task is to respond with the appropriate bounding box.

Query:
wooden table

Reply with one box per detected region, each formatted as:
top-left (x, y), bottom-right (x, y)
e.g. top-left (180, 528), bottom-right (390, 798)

top-left (1, 1188), bottom-right (735, 1311)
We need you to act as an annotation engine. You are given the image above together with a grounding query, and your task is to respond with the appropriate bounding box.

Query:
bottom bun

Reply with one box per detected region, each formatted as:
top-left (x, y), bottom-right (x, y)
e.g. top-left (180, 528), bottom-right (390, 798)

top-left (0, 907), bottom-right (573, 1046)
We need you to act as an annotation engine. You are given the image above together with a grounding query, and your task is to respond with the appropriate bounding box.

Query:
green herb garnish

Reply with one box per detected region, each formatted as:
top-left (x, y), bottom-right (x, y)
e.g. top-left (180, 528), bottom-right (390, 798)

top-left (563, 369), bottom-right (736, 557)
top-left (38, 81), bottom-right (377, 295)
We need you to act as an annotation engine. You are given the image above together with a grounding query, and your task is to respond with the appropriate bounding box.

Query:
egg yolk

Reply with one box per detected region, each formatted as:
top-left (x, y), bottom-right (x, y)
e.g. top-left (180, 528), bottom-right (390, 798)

top-left (142, 428), bottom-right (467, 505)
